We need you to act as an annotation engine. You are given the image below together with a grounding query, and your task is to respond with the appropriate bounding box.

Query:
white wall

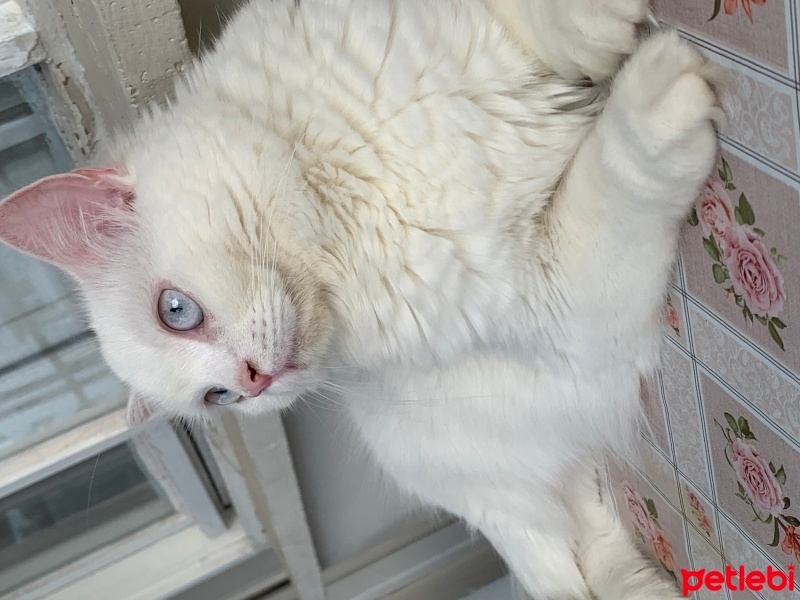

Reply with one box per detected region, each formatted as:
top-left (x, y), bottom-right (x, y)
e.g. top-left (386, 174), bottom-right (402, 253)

top-left (284, 394), bottom-right (437, 569)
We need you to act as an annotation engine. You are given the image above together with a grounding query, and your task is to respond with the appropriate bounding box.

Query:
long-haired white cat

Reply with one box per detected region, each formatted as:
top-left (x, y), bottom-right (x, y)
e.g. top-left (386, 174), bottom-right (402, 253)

top-left (0, 1), bottom-right (722, 597)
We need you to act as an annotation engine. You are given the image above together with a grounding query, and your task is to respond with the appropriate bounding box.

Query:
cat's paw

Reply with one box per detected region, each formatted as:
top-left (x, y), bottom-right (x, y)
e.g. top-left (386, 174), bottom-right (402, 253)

top-left (534, 0), bottom-right (648, 81)
top-left (602, 31), bottom-right (725, 204)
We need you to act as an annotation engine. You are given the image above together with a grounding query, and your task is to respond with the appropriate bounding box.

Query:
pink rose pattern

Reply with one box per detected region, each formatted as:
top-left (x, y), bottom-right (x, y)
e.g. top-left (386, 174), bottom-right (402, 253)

top-left (724, 227), bottom-right (786, 319)
top-left (665, 293), bottom-right (680, 337)
top-left (730, 437), bottom-right (783, 515)
top-left (688, 157), bottom-right (788, 351)
top-left (715, 413), bottom-right (800, 557)
top-left (651, 527), bottom-right (677, 574)
top-left (698, 180), bottom-right (735, 244)
top-left (624, 482), bottom-right (656, 540)
top-left (687, 489), bottom-right (713, 537)
top-left (709, 0), bottom-right (767, 23)
top-left (622, 480), bottom-right (677, 577)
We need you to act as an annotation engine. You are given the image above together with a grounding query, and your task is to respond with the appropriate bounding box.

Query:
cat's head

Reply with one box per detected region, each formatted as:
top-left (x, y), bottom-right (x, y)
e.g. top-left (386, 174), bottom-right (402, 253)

top-left (0, 124), bottom-right (336, 427)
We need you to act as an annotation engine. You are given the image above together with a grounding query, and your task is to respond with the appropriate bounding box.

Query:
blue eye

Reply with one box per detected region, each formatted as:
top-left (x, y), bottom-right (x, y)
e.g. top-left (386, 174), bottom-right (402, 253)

top-left (204, 387), bottom-right (241, 406)
top-left (158, 289), bottom-right (204, 331)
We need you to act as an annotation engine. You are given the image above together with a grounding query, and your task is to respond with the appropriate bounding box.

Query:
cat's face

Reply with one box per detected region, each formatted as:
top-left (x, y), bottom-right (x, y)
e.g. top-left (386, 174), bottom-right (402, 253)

top-left (0, 124), bottom-right (335, 425)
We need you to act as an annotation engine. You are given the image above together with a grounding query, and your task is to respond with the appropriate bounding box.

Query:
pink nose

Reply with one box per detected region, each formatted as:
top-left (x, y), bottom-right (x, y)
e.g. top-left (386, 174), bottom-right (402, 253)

top-left (240, 362), bottom-right (273, 396)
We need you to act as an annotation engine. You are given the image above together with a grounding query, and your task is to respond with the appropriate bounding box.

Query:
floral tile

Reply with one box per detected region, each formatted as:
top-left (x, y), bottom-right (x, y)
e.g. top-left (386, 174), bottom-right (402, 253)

top-left (654, 0), bottom-right (791, 75)
top-left (688, 525), bottom-right (729, 599)
top-left (729, 588), bottom-right (762, 599)
top-left (642, 373), bottom-right (673, 458)
top-left (700, 372), bottom-right (800, 570)
top-left (729, 589), bottom-right (762, 599)
top-left (683, 474), bottom-right (721, 550)
top-left (673, 256), bottom-right (686, 291)
top-left (609, 458), bottom-right (690, 585)
top-left (719, 66), bottom-right (799, 173)
top-left (661, 344), bottom-right (714, 496)
top-left (634, 436), bottom-right (682, 510)
top-left (682, 151), bottom-right (800, 377)
top-left (667, 290), bottom-right (690, 349)
top-left (690, 306), bottom-right (800, 442)
top-left (719, 515), bottom-right (799, 600)
top-left (619, 3), bottom-right (800, 596)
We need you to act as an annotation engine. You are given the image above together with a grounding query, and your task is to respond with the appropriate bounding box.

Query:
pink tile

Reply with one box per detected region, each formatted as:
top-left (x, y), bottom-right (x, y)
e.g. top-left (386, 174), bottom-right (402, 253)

top-left (683, 479), bottom-right (719, 548)
top-left (687, 527), bottom-right (728, 599)
top-left (654, 0), bottom-right (790, 73)
top-left (642, 374), bottom-right (672, 458)
top-left (719, 515), bottom-right (800, 600)
top-left (720, 68), bottom-right (798, 172)
top-left (666, 291), bottom-right (689, 350)
top-left (661, 345), bottom-right (713, 495)
top-left (700, 373), bottom-right (800, 570)
top-left (689, 307), bottom-right (800, 445)
top-left (682, 151), bottom-right (800, 377)
top-left (609, 458), bottom-right (690, 584)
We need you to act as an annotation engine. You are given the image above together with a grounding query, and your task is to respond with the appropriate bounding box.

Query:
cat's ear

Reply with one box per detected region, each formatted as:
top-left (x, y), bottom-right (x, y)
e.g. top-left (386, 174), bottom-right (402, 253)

top-left (0, 167), bottom-right (135, 280)
top-left (125, 391), bottom-right (162, 428)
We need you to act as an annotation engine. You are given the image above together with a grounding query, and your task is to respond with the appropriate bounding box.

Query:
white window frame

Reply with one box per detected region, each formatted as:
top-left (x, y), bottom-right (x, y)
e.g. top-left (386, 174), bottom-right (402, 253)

top-left (0, 1), bottom-right (325, 598)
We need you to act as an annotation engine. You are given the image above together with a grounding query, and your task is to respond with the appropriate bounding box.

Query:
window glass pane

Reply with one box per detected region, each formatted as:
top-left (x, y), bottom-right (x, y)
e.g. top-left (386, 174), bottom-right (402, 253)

top-left (0, 443), bottom-right (174, 594)
top-left (0, 334), bottom-right (128, 459)
top-left (0, 68), bottom-right (127, 459)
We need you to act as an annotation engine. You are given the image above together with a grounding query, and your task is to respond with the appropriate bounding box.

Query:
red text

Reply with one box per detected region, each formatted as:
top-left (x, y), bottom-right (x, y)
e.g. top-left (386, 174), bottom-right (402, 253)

top-left (681, 565), bottom-right (796, 596)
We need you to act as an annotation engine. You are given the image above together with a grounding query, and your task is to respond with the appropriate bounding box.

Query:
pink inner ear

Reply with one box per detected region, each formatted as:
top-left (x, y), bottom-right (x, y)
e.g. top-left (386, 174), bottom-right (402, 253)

top-left (0, 167), bottom-right (135, 279)
top-left (126, 391), bottom-right (158, 428)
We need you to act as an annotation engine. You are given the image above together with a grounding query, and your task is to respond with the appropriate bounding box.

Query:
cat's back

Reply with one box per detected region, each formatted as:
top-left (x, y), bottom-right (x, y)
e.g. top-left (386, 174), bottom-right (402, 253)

top-left (179, 0), bottom-right (594, 211)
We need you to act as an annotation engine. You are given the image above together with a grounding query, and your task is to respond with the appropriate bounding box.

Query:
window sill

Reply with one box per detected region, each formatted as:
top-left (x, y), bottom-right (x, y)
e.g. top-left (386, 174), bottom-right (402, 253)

top-left (0, 1), bottom-right (43, 80)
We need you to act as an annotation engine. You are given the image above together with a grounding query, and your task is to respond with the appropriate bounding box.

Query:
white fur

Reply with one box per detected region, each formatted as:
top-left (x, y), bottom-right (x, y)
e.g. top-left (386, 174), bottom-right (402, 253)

top-left (25, 1), bottom-right (724, 597)
top-left (485, 0), bottom-right (647, 82)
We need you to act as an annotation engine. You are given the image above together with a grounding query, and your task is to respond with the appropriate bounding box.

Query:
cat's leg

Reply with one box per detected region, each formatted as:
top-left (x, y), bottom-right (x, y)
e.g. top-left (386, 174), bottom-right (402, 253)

top-left (483, 0), bottom-right (649, 81)
top-left (475, 506), bottom-right (593, 600)
top-left (544, 30), bottom-right (723, 371)
top-left (543, 31), bottom-right (722, 598)
top-left (569, 465), bottom-right (684, 599)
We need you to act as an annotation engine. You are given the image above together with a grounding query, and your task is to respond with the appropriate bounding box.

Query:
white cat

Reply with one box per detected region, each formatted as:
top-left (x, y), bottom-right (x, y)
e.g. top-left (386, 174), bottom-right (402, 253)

top-left (0, 1), bottom-right (723, 598)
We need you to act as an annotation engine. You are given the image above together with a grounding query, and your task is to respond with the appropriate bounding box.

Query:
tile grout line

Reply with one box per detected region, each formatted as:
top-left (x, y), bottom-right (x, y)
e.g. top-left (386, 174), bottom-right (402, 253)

top-left (685, 294), bottom-right (800, 389)
top-left (677, 26), bottom-right (799, 90)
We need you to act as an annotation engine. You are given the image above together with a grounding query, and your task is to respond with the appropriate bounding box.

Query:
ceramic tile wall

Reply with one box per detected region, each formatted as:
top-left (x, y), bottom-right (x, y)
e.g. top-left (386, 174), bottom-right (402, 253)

top-left (608, 2), bottom-right (800, 598)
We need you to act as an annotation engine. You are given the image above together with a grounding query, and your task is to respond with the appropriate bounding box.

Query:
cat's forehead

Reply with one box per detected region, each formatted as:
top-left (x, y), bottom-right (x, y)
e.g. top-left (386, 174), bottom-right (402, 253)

top-left (125, 108), bottom-right (296, 189)
top-left (124, 126), bottom-right (302, 237)
top-left (105, 112), bottom-right (313, 313)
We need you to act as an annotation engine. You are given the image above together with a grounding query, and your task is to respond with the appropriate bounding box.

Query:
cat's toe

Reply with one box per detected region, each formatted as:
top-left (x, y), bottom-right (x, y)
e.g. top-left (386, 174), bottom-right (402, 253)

top-left (554, 0), bottom-right (649, 81)
top-left (616, 31), bottom-right (726, 131)
top-left (604, 31), bottom-right (725, 194)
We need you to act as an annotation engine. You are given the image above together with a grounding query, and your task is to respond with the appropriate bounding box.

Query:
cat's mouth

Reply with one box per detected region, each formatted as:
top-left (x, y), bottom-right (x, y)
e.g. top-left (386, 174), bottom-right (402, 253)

top-left (203, 362), bottom-right (309, 407)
